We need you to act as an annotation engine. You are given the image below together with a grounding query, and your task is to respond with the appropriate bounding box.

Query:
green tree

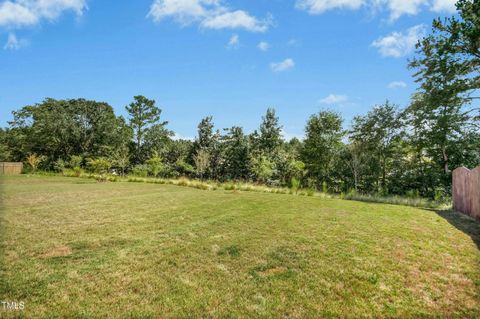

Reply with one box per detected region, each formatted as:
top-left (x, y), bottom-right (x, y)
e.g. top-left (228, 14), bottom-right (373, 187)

top-left (257, 108), bottom-right (283, 157)
top-left (191, 116), bottom-right (220, 179)
top-left (143, 123), bottom-right (173, 159)
top-left (194, 149), bottom-right (210, 180)
top-left (87, 158), bottom-right (112, 175)
top-left (350, 101), bottom-right (402, 194)
top-left (9, 98), bottom-right (125, 165)
top-left (408, 0), bottom-right (480, 185)
top-left (301, 111), bottom-right (344, 190)
top-left (146, 151), bottom-right (166, 177)
top-left (195, 116), bottom-right (215, 150)
top-left (250, 155), bottom-right (275, 184)
top-left (221, 126), bottom-right (249, 180)
top-left (112, 144), bottom-right (130, 177)
top-left (0, 128), bottom-right (11, 161)
top-left (409, 0), bottom-right (480, 112)
top-left (126, 96), bottom-right (167, 163)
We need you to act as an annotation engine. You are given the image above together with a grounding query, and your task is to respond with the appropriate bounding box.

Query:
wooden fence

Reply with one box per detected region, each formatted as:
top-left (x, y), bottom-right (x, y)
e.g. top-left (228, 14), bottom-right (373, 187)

top-left (0, 162), bottom-right (23, 175)
top-left (452, 166), bottom-right (480, 220)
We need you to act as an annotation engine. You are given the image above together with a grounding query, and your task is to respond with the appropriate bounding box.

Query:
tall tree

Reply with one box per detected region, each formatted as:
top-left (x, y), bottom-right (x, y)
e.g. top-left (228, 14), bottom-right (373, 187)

top-left (191, 116), bottom-right (221, 179)
top-left (126, 95), bottom-right (166, 163)
top-left (301, 110), bottom-right (344, 189)
top-left (350, 101), bottom-right (403, 193)
top-left (257, 108), bottom-right (283, 157)
top-left (8, 98), bottom-right (126, 165)
top-left (221, 126), bottom-right (249, 180)
top-left (408, 0), bottom-right (480, 183)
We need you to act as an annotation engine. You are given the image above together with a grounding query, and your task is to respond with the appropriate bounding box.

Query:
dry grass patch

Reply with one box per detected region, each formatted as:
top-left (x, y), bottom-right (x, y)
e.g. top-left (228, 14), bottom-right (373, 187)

top-left (40, 245), bottom-right (72, 258)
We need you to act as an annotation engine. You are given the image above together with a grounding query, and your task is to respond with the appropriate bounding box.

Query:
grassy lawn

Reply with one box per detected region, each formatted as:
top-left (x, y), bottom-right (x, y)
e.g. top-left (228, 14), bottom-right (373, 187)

top-left (1, 175), bottom-right (479, 318)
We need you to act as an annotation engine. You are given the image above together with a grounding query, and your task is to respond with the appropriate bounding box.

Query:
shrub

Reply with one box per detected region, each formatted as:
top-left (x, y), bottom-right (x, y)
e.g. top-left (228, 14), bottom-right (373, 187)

top-left (73, 166), bottom-right (84, 177)
top-left (290, 177), bottom-right (301, 194)
top-left (87, 158), bottom-right (112, 175)
top-left (176, 159), bottom-right (195, 176)
top-left (322, 181), bottom-right (328, 193)
top-left (406, 190), bottom-right (420, 198)
top-left (26, 154), bottom-right (46, 173)
top-left (194, 150), bottom-right (210, 180)
top-left (250, 155), bottom-right (275, 184)
top-left (132, 164), bottom-right (149, 177)
top-left (69, 155), bottom-right (83, 169)
top-left (146, 151), bottom-right (166, 177)
top-left (54, 159), bottom-right (66, 174)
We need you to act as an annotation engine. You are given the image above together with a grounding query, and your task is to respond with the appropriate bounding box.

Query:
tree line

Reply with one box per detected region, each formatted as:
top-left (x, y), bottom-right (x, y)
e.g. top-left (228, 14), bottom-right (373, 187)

top-left (0, 0), bottom-right (478, 199)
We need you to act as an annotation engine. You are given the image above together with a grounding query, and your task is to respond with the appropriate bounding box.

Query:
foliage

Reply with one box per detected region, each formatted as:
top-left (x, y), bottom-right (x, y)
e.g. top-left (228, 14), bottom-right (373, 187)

top-left (87, 157), bottom-right (112, 175)
top-left (132, 164), bottom-right (149, 177)
top-left (54, 158), bottom-right (66, 174)
top-left (257, 108), bottom-right (283, 157)
top-left (301, 110), bottom-right (344, 189)
top-left (221, 126), bottom-right (249, 180)
top-left (26, 153), bottom-right (46, 173)
top-left (126, 95), bottom-right (167, 164)
top-left (146, 151), bottom-right (166, 177)
top-left (290, 177), bottom-right (301, 194)
top-left (250, 155), bottom-right (275, 183)
top-left (112, 144), bottom-right (130, 177)
top-left (194, 149), bottom-right (210, 180)
top-left (407, 0), bottom-right (480, 187)
top-left (9, 99), bottom-right (127, 166)
top-left (175, 159), bottom-right (195, 177)
top-left (350, 101), bottom-right (403, 194)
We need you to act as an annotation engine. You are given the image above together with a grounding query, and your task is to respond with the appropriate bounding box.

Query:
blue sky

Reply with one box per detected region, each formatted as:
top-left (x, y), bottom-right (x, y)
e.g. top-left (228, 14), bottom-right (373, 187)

top-left (0, 0), bottom-right (457, 139)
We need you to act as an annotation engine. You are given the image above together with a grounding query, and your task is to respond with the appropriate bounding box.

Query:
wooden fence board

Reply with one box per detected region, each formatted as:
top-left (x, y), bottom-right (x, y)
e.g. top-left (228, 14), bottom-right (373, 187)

top-left (0, 162), bottom-right (23, 175)
top-left (453, 166), bottom-right (480, 220)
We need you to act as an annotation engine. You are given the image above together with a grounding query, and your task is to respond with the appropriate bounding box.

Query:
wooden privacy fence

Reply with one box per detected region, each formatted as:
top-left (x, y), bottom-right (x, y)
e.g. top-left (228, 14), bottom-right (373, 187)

top-left (452, 166), bottom-right (480, 220)
top-left (0, 162), bottom-right (23, 175)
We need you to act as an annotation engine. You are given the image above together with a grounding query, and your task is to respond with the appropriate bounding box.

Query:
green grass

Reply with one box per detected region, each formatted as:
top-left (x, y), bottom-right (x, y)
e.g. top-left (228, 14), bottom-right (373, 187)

top-left (1, 175), bottom-right (479, 318)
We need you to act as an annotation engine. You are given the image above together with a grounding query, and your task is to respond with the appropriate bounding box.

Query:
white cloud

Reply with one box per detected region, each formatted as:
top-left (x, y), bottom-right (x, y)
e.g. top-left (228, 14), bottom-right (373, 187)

top-left (281, 129), bottom-right (304, 141)
top-left (319, 94), bottom-right (349, 105)
top-left (148, 0), bottom-right (272, 32)
top-left (201, 11), bottom-right (271, 32)
top-left (172, 133), bottom-right (194, 141)
top-left (430, 0), bottom-right (456, 12)
top-left (287, 38), bottom-right (301, 47)
top-left (388, 81), bottom-right (407, 89)
top-left (227, 34), bottom-right (239, 49)
top-left (270, 58), bottom-right (295, 72)
top-left (258, 41), bottom-right (269, 51)
top-left (296, 0), bottom-right (364, 14)
top-left (0, 0), bottom-right (87, 28)
top-left (296, 0), bottom-right (457, 20)
top-left (372, 25), bottom-right (425, 58)
top-left (3, 32), bottom-right (26, 49)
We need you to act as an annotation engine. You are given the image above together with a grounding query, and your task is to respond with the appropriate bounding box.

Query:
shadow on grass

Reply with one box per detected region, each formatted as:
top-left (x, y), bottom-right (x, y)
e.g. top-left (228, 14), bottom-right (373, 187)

top-left (436, 210), bottom-right (480, 250)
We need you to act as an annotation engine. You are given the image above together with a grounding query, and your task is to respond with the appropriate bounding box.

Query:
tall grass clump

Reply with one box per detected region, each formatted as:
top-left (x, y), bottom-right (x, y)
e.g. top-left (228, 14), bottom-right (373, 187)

top-left (342, 190), bottom-right (450, 210)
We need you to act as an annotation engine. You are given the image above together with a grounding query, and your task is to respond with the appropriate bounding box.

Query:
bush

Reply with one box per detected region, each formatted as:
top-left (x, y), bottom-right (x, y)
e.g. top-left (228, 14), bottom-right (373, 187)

top-left (132, 164), bottom-right (149, 177)
top-left (87, 158), bottom-right (112, 175)
top-left (290, 177), bottom-right (301, 194)
top-left (406, 189), bottom-right (420, 199)
top-left (322, 181), bottom-right (328, 193)
top-left (54, 159), bottom-right (66, 174)
top-left (73, 166), bottom-right (84, 177)
top-left (146, 152), bottom-right (166, 177)
top-left (26, 154), bottom-right (46, 173)
top-left (69, 155), bottom-right (83, 169)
